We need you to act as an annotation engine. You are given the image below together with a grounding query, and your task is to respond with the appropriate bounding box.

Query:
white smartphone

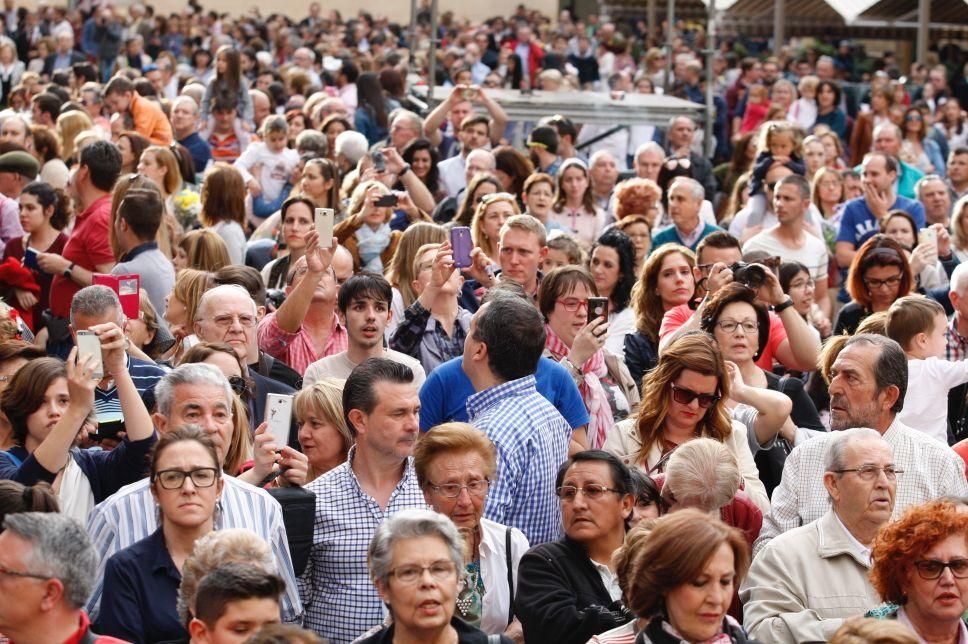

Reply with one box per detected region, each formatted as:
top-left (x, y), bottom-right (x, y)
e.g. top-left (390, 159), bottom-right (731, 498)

top-left (919, 227), bottom-right (939, 264)
top-left (265, 393), bottom-right (293, 446)
top-left (75, 330), bottom-right (103, 380)
top-left (315, 208), bottom-right (334, 248)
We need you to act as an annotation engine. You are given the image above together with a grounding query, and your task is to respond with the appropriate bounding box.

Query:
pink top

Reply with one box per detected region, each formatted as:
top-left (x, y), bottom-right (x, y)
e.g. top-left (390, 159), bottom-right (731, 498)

top-left (257, 310), bottom-right (347, 374)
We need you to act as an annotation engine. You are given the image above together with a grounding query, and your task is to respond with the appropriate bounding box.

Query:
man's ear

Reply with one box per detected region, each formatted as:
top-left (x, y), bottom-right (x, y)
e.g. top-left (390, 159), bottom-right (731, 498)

top-left (68, 324), bottom-right (76, 343)
top-left (823, 471), bottom-right (840, 502)
top-left (347, 409), bottom-right (365, 436)
top-left (539, 246), bottom-right (549, 261)
top-left (188, 617), bottom-right (210, 642)
top-left (878, 384), bottom-right (901, 412)
top-left (152, 412), bottom-right (168, 434)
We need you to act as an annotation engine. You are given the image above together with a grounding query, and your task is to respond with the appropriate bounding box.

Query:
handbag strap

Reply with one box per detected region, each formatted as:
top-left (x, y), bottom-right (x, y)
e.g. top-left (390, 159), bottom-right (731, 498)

top-left (505, 525), bottom-right (514, 626)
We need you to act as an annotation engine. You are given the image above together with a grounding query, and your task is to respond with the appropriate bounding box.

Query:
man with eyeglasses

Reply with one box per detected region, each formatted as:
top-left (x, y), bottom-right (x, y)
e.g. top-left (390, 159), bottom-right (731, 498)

top-left (514, 450), bottom-right (634, 644)
top-left (755, 334), bottom-right (968, 557)
top-left (742, 427), bottom-right (893, 643)
top-left (0, 513), bottom-right (127, 643)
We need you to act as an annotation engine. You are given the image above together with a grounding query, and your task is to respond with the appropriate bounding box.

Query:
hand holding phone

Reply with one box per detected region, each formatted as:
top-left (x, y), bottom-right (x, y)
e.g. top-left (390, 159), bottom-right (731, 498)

top-left (371, 150), bottom-right (386, 173)
top-left (374, 194), bottom-right (399, 208)
top-left (315, 208), bottom-right (334, 248)
top-left (266, 394), bottom-right (293, 447)
top-left (75, 330), bottom-right (104, 380)
top-left (587, 297), bottom-right (609, 327)
top-left (450, 227), bottom-right (473, 268)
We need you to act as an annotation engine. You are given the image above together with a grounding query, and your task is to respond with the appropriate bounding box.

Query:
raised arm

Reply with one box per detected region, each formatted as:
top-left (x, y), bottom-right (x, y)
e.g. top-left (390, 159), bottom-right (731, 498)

top-left (726, 361), bottom-right (792, 447)
top-left (423, 86), bottom-right (461, 147)
top-left (274, 231), bottom-right (334, 334)
top-left (477, 86), bottom-right (509, 145)
top-left (31, 348), bottom-right (97, 474)
top-left (95, 322), bottom-right (153, 442)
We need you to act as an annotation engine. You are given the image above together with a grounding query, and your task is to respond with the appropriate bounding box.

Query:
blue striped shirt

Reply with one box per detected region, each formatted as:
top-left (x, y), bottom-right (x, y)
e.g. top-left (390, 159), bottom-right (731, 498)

top-left (85, 475), bottom-right (303, 623)
top-left (299, 449), bottom-right (428, 643)
top-left (94, 356), bottom-right (165, 418)
top-left (467, 375), bottom-right (570, 546)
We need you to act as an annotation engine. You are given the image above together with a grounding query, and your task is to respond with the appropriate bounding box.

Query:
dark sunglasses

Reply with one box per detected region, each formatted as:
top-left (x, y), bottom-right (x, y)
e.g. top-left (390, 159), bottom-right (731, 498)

top-left (228, 375), bottom-right (250, 397)
top-left (670, 384), bottom-right (721, 408)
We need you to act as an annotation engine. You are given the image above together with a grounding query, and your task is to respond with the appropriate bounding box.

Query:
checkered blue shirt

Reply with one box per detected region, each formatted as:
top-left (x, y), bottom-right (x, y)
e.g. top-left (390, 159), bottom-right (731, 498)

top-left (467, 375), bottom-right (571, 545)
top-left (299, 448), bottom-right (428, 643)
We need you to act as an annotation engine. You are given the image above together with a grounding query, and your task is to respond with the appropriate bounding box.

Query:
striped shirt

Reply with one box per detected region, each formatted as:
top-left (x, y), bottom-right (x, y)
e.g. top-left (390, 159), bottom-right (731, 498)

top-left (93, 356), bottom-right (165, 418)
top-left (754, 417), bottom-right (968, 557)
top-left (299, 448), bottom-right (427, 643)
top-left (257, 310), bottom-right (347, 375)
top-left (85, 475), bottom-right (303, 623)
top-left (467, 375), bottom-right (571, 546)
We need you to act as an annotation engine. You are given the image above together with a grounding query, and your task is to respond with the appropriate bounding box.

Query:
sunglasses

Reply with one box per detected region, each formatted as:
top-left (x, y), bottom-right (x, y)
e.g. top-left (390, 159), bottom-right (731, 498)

top-left (670, 384), bottom-right (721, 408)
top-left (480, 192), bottom-right (514, 205)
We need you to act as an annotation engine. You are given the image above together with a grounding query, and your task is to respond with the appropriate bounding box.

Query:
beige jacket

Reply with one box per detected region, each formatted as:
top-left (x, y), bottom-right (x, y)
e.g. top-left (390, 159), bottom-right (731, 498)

top-left (740, 509), bottom-right (881, 644)
top-left (601, 417), bottom-right (769, 513)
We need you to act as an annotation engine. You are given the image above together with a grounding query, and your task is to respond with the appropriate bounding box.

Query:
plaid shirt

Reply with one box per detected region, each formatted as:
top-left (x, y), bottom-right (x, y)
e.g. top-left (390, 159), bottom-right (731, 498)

top-left (753, 417), bottom-right (968, 557)
top-left (257, 311), bottom-right (347, 375)
top-left (388, 300), bottom-right (472, 373)
top-left (467, 375), bottom-right (571, 545)
top-left (947, 314), bottom-right (968, 362)
top-left (299, 448), bottom-right (427, 643)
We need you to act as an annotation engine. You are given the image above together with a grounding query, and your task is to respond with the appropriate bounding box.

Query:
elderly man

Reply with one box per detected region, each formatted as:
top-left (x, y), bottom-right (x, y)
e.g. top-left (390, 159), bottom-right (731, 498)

top-left (0, 115), bottom-right (32, 149)
top-left (632, 141), bottom-right (663, 182)
top-left (291, 47), bottom-right (322, 88)
top-left (742, 428), bottom-right (892, 642)
top-left (0, 513), bottom-right (116, 642)
top-left (42, 29), bottom-right (85, 77)
top-left (589, 150), bottom-right (619, 216)
top-left (85, 362), bottom-right (306, 623)
top-left (301, 358), bottom-right (426, 643)
top-left (431, 147), bottom-right (496, 223)
top-left (917, 174), bottom-right (954, 227)
top-left (387, 109), bottom-right (422, 153)
top-left (651, 177), bottom-right (723, 251)
top-left (170, 95), bottom-right (211, 176)
top-left (514, 451), bottom-right (634, 644)
top-left (0, 149), bottom-right (34, 255)
top-left (250, 89), bottom-right (272, 131)
top-left (754, 334), bottom-right (968, 555)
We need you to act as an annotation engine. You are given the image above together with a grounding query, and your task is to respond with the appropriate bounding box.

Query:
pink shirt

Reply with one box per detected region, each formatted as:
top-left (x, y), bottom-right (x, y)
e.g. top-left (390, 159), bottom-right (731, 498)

top-left (257, 310), bottom-right (347, 374)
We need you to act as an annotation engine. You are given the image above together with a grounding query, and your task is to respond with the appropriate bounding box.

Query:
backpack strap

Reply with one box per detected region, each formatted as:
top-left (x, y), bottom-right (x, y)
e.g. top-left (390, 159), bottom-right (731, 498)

top-left (505, 525), bottom-right (515, 626)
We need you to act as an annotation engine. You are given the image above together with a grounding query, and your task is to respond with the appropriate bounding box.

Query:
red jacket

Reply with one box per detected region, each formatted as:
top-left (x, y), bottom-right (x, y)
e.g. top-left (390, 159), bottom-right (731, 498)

top-left (653, 473), bottom-right (763, 547)
top-left (504, 39), bottom-right (544, 88)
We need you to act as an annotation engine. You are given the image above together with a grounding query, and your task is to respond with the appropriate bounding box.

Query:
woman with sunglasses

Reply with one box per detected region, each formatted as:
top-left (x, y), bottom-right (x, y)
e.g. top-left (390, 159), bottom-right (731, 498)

top-left (471, 192), bottom-right (519, 265)
top-left (867, 499), bottom-right (968, 642)
top-left (97, 426), bottom-right (224, 643)
top-left (539, 266), bottom-right (639, 450)
top-left (834, 235), bottom-right (915, 335)
top-left (900, 106), bottom-right (945, 176)
top-left (602, 331), bottom-right (770, 514)
top-left (550, 158), bottom-right (607, 247)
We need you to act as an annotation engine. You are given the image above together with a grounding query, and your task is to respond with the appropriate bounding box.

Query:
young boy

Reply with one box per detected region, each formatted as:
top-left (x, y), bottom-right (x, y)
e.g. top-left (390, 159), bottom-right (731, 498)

top-left (189, 563), bottom-right (284, 644)
top-left (886, 294), bottom-right (968, 443)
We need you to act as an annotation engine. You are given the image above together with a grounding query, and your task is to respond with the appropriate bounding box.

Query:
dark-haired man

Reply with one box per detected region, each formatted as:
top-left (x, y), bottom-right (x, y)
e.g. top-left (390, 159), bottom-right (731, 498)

top-left (462, 295), bottom-right (571, 545)
top-left (189, 563), bottom-right (284, 643)
top-left (111, 188), bottom-right (175, 316)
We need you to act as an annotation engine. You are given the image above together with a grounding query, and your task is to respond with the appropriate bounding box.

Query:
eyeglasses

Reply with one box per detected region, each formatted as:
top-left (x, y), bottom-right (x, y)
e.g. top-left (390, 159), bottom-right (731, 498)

top-left (556, 298), bottom-right (589, 312)
top-left (388, 560), bottom-right (457, 584)
top-left (664, 157), bottom-right (691, 170)
top-left (555, 484), bottom-right (622, 501)
top-left (832, 464), bottom-right (903, 481)
top-left (715, 320), bottom-right (759, 334)
top-left (428, 479), bottom-right (490, 498)
top-left (789, 278), bottom-right (816, 290)
top-left (153, 467), bottom-right (220, 490)
top-left (203, 314), bottom-right (258, 328)
top-left (863, 274), bottom-right (903, 290)
top-left (905, 114), bottom-right (924, 121)
top-left (480, 192), bottom-right (514, 205)
top-left (0, 563), bottom-right (51, 581)
top-left (914, 558), bottom-right (968, 580)
top-left (228, 375), bottom-right (249, 396)
top-left (670, 384), bottom-right (721, 408)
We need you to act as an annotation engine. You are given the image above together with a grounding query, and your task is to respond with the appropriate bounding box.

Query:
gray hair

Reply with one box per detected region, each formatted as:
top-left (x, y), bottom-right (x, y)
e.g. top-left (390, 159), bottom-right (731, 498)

top-left (951, 262), bottom-right (968, 296)
top-left (635, 141), bottom-right (664, 161)
top-left (155, 362), bottom-right (233, 419)
top-left (69, 284), bottom-right (121, 327)
top-left (843, 333), bottom-right (908, 414)
top-left (465, 147), bottom-right (496, 170)
top-left (667, 115), bottom-right (697, 130)
top-left (196, 284), bottom-right (258, 322)
top-left (171, 95), bottom-right (198, 114)
top-left (589, 149), bottom-right (616, 167)
top-left (295, 129), bottom-right (327, 157)
top-left (824, 427), bottom-right (886, 473)
top-left (390, 109), bottom-right (422, 132)
top-left (367, 509), bottom-right (464, 585)
top-left (335, 130), bottom-right (369, 165)
top-left (662, 438), bottom-right (741, 512)
top-left (3, 513), bottom-right (98, 609)
top-left (915, 173), bottom-right (946, 199)
top-left (873, 122), bottom-right (903, 142)
top-left (669, 176), bottom-right (705, 201)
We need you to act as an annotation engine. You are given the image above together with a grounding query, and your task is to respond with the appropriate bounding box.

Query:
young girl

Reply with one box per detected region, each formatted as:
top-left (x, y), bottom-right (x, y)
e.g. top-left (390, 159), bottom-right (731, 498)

top-left (200, 45), bottom-right (254, 129)
top-left (233, 115), bottom-right (299, 221)
top-left (549, 158), bottom-right (608, 247)
top-left (746, 121), bottom-right (806, 225)
top-left (788, 75), bottom-right (818, 131)
top-left (739, 84), bottom-right (771, 134)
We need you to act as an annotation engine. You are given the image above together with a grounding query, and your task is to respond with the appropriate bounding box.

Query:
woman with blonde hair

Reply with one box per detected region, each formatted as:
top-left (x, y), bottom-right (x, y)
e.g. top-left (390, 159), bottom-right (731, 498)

top-left (335, 179), bottom-right (403, 273)
top-left (30, 124), bottom-right (68, 188)
top-left (173, 229), bottom-right (231, 273)
top-left (164, 269), bottom-right (210, 362)
top-left (294, 378), bottom-right (352, 482)
top-left (199, 163), bottom-right (247, 265)
top-left (384, 222), bottom-right (446, 334)
top-left (55, 110), bottom-right (93, 163)
top-left (951, 194), bottom-right (968, 263)
top-left (138, 145), bottom-right (200, 230)
top-left (603, 331), bottom-right (769, 513)
top-left (472, 192), bottom-right (519, 264)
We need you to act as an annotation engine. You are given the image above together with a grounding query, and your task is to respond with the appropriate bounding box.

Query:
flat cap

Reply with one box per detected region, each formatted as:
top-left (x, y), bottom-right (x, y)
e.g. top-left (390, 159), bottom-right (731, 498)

top-left (0, 151), bottom-right (39, 177)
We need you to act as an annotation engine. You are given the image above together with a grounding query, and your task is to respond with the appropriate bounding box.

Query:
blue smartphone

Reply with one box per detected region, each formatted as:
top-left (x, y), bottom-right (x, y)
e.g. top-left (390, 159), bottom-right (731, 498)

top-left (23, 247), bottom-right (39, 271)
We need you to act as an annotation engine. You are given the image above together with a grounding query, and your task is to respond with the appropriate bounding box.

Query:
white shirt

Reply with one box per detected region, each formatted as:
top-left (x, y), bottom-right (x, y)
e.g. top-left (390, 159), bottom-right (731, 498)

top-left (438, 154), bottom-right (467, 197)
top-left (729, 203), bottom-right (825, 240)
top-left (302, 349), bottom-right (426, 389)
top-left (605, 307), bottom-right (636, 360)
top-left (742, 227), bottom-right (829, 282)
top-left (478, 517), bottom-right (530, 635)
top-left (590, 559), bottom-right (623, 602)
top-left (898, 357), bottom-right (968, 443)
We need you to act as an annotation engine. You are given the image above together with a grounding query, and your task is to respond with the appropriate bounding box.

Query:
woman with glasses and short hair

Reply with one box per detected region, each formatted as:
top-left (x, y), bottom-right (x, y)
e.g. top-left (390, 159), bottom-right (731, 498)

top-left (602, 331), bottom-right (770, 513)
top-left (866, 499), bottom-right (968, 641)
top-left (413, 422), bottom-right (529, 639)
top-left (97, 426), bottom-right (224, 643)
top-left (834, 234), bottom-right (915, 335)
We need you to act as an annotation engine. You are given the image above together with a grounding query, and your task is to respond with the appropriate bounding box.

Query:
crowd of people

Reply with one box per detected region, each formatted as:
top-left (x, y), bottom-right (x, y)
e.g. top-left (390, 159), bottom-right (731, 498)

top-left (3, 1), bottom-right (968, 643)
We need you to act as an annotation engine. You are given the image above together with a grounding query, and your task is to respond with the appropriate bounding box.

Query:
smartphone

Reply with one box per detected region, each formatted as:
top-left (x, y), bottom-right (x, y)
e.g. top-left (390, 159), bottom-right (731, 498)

top-left (94, 413), bottom-right (124, 442)
top-left (450, 226), bottom-right (473, 268)
top-left (75, 330), bottom-right (103, 380)
top-left (461, 85), bottom-right (478, 100)
top-left (315, 208), bottom-right (334, 247)
top-left (371, 150), bottom-right (386, 173)
top-left (266, 393), bottom-right (293, 447)
top-left (587, 297), bottom-right (609, 327)
top-left (374, 194), bottom-right (398, 208)
top-left (23, 247), bottom-right (39, 271)
top-left (919, 227), bottom-right (939, 265)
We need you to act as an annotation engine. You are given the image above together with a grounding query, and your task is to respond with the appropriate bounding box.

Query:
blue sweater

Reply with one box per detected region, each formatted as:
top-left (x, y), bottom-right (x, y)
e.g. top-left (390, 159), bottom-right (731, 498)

top-left (651, 222), bottom-right (724, 252)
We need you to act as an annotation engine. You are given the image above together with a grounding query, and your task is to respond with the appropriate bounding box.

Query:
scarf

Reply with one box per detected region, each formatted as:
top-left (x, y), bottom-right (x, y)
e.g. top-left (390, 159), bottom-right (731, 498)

top-left (356, 222), bottom-right (391, 273)
top-left (544, 323), bottom-right (614, 449)
top-left (638, 615), bottom-right (737, 644)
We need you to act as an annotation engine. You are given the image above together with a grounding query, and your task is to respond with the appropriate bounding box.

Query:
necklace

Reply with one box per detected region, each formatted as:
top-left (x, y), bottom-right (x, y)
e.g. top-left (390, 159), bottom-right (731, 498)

top-left (455, 559), bottom-right (484, 626)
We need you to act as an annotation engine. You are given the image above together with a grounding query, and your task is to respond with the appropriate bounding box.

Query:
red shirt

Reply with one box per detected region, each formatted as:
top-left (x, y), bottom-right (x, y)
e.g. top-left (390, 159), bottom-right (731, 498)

top-left (49, 194), bottom-right (115, 318)
top-left (64, 611), bottom-right (130, 643)
top-left (659, 303), bottom-right (788, 371)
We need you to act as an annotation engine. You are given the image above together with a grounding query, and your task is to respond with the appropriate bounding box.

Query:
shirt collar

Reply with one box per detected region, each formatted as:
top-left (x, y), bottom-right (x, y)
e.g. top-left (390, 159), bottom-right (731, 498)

top-left (120, 240), bottom-right (159, 262)
top-left (949, 315), bottom-right (968, 344)
top-left (466, 374), bottom-right (538, 418)
top-left (78, 193), bottom-right (111, 220)
top-left (831, 510), bottom-right (872, 563)
top-left (146, 527), bottom-right (182, 579)
top-left (345, 445), bottom-right (416, 495)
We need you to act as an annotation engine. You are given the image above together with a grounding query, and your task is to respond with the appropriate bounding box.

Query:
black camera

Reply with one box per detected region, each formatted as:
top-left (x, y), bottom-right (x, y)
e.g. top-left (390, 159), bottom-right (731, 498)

top-left (266, 289), bottom-right (287, 311)
top-left (729, 262), bottom-right (769, 289)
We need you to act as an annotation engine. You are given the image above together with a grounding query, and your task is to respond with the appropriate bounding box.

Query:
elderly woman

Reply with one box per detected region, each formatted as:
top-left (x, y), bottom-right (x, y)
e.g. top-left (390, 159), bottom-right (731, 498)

top-left (627, 509), bottom-right (754, 643)
top-left (294, 378), bottom-right (352, 482)
top-left (834, 234), bottom-right (915, 335)
top-left (602, 331), bottom-right (770, 513)
top-left (867, 499), bottom-right (968, 642)
top-left (539, 266), bottom-right (639, 450)
top-left (362, 509), bottom-right (514, 643)
top-left (413, 422), bottom-right (529, 638)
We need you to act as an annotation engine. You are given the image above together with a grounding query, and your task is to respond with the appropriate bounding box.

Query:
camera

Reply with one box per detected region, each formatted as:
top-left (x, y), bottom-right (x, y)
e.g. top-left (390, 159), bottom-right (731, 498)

top-left (730, 262), bottom-right (769, 289)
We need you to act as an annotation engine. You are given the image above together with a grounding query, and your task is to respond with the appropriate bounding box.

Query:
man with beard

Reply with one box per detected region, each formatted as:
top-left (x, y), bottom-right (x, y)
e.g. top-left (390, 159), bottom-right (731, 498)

top-left (753, 334), bottom-right (967, 556)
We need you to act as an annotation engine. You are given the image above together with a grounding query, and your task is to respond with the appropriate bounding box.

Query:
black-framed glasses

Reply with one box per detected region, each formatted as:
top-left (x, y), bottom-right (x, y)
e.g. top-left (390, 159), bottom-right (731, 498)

top-left (388, 560), bottom-right (457, 584)
top-left (555, 484), bottom-right (622, 501)
top-left (670, 384), bottom-right (721, 408)
top-left (831, 465), bottom-right (903, 481)
top-left (0, 563), bottom-right (51, 581)
top-left (914, 558), bottom-right (968, 580)
top-left (428, 479), bottom-right (490, 498)
top-left (863, 274), bottom-right (903, 290)
top-left (153, 467), bottom-right (220, 490)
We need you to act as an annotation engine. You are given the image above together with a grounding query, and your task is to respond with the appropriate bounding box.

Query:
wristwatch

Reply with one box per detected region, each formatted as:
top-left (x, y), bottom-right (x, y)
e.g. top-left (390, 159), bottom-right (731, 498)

top-left (773, 297), bottom-right (795, 314)
top-left (63, 262), bottom-right (75, 278)
top-left (398, 163), bottom-right (411, 177)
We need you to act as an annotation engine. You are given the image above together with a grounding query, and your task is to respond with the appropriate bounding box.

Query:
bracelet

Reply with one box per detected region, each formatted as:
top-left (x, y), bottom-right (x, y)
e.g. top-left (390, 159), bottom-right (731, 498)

top-left (773, 297), bottom-right (795, 314)
top-left (398, 163), bottom-right (411, 177)
top-left (63, 262), bottom-right (75, 278)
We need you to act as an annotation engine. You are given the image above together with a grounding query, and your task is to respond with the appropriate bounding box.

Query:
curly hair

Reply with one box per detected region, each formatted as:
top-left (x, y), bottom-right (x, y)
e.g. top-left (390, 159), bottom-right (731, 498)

top-left (870, 499), bottom-right (968, 606)
top-left (613, 177), bottom-right (662, 224)
top-left (699, 283), bottom-right (771, 361)
top-left (631, 244), bottom-right (696, 343)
